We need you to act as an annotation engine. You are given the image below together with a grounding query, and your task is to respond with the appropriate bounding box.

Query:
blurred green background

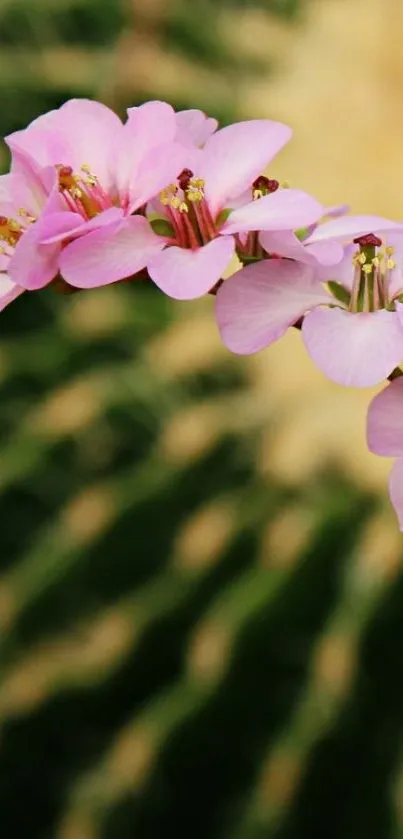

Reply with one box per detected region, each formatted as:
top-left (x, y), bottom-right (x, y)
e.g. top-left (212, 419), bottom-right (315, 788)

top-left (1, 1), bottom-right (403, 838)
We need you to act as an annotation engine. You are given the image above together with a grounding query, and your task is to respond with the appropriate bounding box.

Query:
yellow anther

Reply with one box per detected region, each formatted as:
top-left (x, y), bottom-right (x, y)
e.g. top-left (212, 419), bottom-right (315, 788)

top-left (17, 208), bottom-right (36, 223)
top-left (179, 202), bottom-right (188, 213)
top-left (8, 219), bottom-right (21, 232)
top-left (362, 263), bottom-right (373, 275)
top-left (187, 189), bottom-right (203, 202)
top-left (253, 189), bottom-right (263, 200)
top-left (159, 190), bottom-right (170, 206)
top-left (71, 188), bottom-right (83, 199)
top-left (170, 196), bottom-right (181, 209)
top-left (372, 257), bottom-right (380, 267)
top-left (386, 246), bottom-right (395, 256)
top-left (190, 177), bottom-right (205, 189)
top-left (388, 258), bottom-right (396, 270)
top-left (81, 164), bottom-right (92, 174)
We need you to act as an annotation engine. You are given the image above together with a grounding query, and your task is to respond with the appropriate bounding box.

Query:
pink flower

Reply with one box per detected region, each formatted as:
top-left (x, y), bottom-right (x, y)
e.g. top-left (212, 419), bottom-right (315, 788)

top-left (146, 121), bottom-right (324, 300)
top-left (0, 158), bottom-right (72, 307)
top-left (367, 377), bottom-right (403, 529)
top-left (5, 99), bottom-right (189, 289)
top-left (216, 217), bottom-right (403, 387)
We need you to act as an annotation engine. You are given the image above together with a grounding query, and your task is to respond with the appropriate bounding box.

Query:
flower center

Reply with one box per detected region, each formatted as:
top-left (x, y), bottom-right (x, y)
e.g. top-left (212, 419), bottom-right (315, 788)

top-left (348, 234), bottom-right (397, 312)
top-left (0, 209), bottom-right (36, 253)
top-left (56, 164), bottom-right (113, 220)
top-left (159, 169), bottom-right (218, 248)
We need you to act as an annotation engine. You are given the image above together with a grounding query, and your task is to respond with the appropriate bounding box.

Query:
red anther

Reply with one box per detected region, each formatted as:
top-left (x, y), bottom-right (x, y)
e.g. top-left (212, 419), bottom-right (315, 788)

top-left (57, 165), bottom-right (73, 178)
top-left (252, 175), bottom-right (279, 193)
top-left (353, 233), bottom-right (382, 247)
top-left (178, 168), bottom-right (194, 191)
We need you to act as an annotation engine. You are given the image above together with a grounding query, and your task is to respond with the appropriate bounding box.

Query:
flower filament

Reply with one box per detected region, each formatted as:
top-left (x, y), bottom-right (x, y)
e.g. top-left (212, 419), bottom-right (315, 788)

top-left (159, 169), bottom-right (218, 248)
top-left (57, 164), bottom-right (113, 220)
top-left (348, 234), bottom-right (397, 312)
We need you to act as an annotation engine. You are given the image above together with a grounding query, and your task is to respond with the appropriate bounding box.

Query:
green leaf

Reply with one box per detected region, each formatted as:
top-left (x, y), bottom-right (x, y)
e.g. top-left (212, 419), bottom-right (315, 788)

top-left (150, 217), bottom-right (175, 237)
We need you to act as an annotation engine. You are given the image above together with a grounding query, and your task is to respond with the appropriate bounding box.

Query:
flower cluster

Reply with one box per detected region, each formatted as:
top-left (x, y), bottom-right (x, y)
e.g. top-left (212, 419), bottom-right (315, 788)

top-left (2, 98), bottom-right (403, 527)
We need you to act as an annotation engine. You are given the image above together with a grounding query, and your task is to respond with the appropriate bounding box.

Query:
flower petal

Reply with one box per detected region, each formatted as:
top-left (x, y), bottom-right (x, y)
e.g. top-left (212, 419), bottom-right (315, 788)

top-left (39, 207), bottom-right (124, 244)
top-left (302, 307), bottom-right (403, 387)
top-left (367, 378), bottom-right (403, 456)
top-left (322, 203), bottom-right (350, 219)
top-left (125, 142), bottom-right (190, 214)
top-left (8, 222), bottom-right (62, 290)
top-left (201, 120), bottom-right (292, 216)
top-left (175, 109), bottom-right (218, 147)
top-left (223, 189), bottom-right (323, 235)
top-left (59, 216), bottom-right (164, 288)
top-left (7, 99), bottom-right (122, 190)
top-left (0, 273), bottom-right (25, 312)
top-left (389, 458), bottom-right (403, 530)
top-left (215, 259), bottom-right (331, 354)
top-left (259, 229), bottom-right (344, 265)
top-left (148, 236), bottom-right (235, 300)
top-left (309, 214), bottom-right (403, 243)
top-left (126, 101), bottom-right (177, 147)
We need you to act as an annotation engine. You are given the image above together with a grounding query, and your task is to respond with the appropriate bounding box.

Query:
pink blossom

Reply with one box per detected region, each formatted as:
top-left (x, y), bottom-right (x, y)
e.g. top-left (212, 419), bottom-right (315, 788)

top-left (5, 99), bottom-right (189, 289)
top-left (367, 377), bottom-right (403, 529)
top-left (216, 218), bottom-right (403, 387)
top-left (0, 158), bottom-right (72, 308)
top-left (146, 121), bottom-right (324, 300)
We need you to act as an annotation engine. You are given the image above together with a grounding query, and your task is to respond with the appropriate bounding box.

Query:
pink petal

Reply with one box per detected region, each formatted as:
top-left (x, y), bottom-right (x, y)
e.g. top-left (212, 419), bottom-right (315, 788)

top-left (305, 239), bottom-right (345, 265)
top-left (39, 207), bottom-right (124, 244)
top-left (114, 103), bottom-right (191, 211)
top-left (0, 273), bottom-right (25, 312)
top-left (302, 307), bottom-right (403, 387)
top-left (315, 244), bottom-right (356, 289)
top-left (126, 101), bottom-right (177, 148)
top-left (367, 378), bottom-right (403, 456)
top-left (59, 216), bottom-right (164, 288)
top-left (310, 214), bottom-right (403, 243)
top-left (215, 259), bottom-right (331, 354)
top-left (222, 189), bottom-right (323, 235)
top-left (148, 235), bottom-right (235, 300)
top-left (8, 99), bottom-right (122, 190)
top-left (7, 128), bottom-right (70, 172)
top-left (389, 458), bottom-right (403, 530)
top-left (175, 109), bottom-right (218, 147)
top-left (124, 142), bottom-right (190, 214)
top-left (200, 120), bottom-right (292, 216)
top-left (0, 172), bottom-right (16, 209)
top-left (259, 229), bottom-right (344, 265)
top-left (8, 223), bottom-right (62, 290)
top-left (322, 203), bottom-right (350, 219)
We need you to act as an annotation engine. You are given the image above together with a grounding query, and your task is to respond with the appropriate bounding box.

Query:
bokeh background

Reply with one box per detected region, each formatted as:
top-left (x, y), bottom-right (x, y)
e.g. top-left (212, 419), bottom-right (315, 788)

top-left (1, 1), bottom-right (403, 837)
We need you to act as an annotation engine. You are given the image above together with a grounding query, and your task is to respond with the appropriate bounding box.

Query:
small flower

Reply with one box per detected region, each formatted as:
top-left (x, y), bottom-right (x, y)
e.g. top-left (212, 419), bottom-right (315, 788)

top-left (0, 158), bottom-right (69, 306)
top-left (147, 120), bottom-right (324, 300)
top-left (216, 215), bottom-right (403, 387)
top-left (6, 99), bottom-right (189, 289)
top-left (367, 377), bottom-right (403, 529)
